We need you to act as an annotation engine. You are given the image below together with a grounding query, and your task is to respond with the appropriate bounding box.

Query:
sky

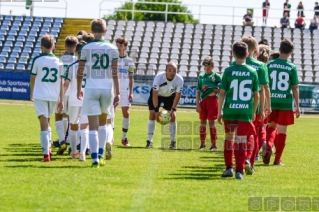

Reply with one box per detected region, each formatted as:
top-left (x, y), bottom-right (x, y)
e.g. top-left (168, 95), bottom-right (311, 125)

top-left (0, 0), bottom-right (317, 27)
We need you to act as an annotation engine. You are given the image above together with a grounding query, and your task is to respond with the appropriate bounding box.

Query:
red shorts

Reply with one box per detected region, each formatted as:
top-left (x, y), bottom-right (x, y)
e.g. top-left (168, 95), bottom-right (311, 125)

top-left (263, 10), bottom-right (268, 17)
top-left (199, 96), bottom-right (218, 120)
top-left (223, 120), bottom-right (256, 136)
top-left (254, 114), bottom-right (265, 127)
top-left (268, 110), bottom-right (294, 126)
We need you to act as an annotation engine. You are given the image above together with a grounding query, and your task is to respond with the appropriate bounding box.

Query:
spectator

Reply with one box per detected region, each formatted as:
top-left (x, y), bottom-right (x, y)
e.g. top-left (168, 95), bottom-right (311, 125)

top-left (262, 0), bottom-right (270, 26)
top-left (297, 1), bottom-right (305, 17)
top-left (284, 0), bottom-right (291, 17)
top-left (295, 14), bottom-right (306, 30)
top-left (280, 12), bottom-right (290, 29)
top-left (314, 2), bottom-right (319, 18)
top-left (309, 15), bottom-right (318, 32)
top-left (243, 10), bottom-right (254, 26)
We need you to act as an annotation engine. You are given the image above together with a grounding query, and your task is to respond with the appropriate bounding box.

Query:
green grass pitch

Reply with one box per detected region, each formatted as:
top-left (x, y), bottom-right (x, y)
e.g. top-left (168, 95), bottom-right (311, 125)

top-left (0, 100), bottom-right (318, 212)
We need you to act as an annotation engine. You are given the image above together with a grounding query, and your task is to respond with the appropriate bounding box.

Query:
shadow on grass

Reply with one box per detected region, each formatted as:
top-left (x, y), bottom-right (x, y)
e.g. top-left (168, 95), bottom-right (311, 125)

top-left (9, 143), bottom-right (39, 147)
top-left (5, 164), bottom-right (86, 169)
top-left (165, 164), bottom-right (226, 180)
top-left (4, 148), bottom-right (42, 153)
top-left (0, 157), bottom-right (61, 162)
top-left (0, 153), bottom-right (40, 157)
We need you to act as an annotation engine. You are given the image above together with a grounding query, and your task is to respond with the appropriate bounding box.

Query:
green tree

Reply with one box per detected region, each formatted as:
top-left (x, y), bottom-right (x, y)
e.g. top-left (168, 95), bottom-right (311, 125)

top-left (104, 0), bottom-right (199, 24)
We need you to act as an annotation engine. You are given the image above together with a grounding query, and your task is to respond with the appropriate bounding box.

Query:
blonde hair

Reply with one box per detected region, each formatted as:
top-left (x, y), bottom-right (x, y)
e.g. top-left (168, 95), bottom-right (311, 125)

top-left (91, 19), bottom-right (106, 33)
top-left (241, 35), bottom-right (258, 52)
top-left (257, 44), bottom-right (270, 63)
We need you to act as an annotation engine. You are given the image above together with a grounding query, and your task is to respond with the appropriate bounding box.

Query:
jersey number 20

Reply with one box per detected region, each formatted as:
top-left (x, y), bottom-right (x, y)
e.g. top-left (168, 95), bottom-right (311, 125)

top-left (92, 53), bottom-right (109, 69)
top-left (42, 67), bottom-right (58, 83)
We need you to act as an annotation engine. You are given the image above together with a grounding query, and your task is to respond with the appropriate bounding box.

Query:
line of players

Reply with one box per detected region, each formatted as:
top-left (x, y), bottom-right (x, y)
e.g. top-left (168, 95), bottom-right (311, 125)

top-left (30, 18), bottom-right (300, 175)
top-left (30, 19), bottom-right (135, 166)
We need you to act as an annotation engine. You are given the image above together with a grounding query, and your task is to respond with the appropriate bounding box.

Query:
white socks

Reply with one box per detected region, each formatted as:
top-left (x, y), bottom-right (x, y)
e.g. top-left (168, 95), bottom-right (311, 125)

top-left (48, 126), bottom-right (52, 148)
top-left (98, 126), bottom-right (107, 158)
top-left (89, 131), bottom-right (99, 163)
top-left (122, 118), bottom-right (130, 139)
top-left (80, 129), bottom-right (89, 155)
top-left (147, 120), bottom-right (156, 142)
top-left (170, 122), bottom-right (177, 142)
top-left (106, 124), bottom-right (114, 143)
top-left (55, 121), bottom-right (65, 143)
top-left (70, 130), bottom-right (77, 154)
top-left (40, 131), bottom-right (49, 155)
top-left (63, 117), bottom-right (68, 133)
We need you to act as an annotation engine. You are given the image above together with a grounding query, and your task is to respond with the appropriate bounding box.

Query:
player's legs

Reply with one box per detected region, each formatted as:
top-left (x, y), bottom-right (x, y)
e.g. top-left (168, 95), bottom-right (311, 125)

top-left (54, 112), bottom-right (65, 146)
top-left (105, 117), bottom-right (114, 160)
top-left (79, 114), bottom-right (89, 161)
top-left (221, 120), bottom-right (236, 178)
top-left (199, 99), bottom-right (208, 150)
top-left (207, 96), bottom-right (218, 150)
top-left (121, 106), bottom-right (131, 146)
top-left (146, 91), bottom-right (158, 148)
top-left (163, 95), bottom-right (176, 149)
top-left (120, 92), bottom-right (131, 146)
top-left (68, 106), bottom-right (81, 158)
top-left (272, 110), bottom-right (294, 165)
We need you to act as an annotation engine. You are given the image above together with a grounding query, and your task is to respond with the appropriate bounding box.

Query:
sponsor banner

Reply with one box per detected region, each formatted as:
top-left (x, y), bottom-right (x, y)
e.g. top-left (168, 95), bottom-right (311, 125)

top-left (298, 84), bottom-right (319, 112)
top-left (0, 72), bottom-right (30, 100)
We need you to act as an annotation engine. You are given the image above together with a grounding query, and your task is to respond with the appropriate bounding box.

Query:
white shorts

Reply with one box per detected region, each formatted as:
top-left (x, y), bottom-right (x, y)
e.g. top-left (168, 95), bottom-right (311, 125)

top-left (79, 114), bottom-right (88, 124)
top-left (119, 92), bottom-right (131, 107)
top-left (34, 99), bottom-right (57, 119)
top-left (55, 95), bottom-right (69, 114)
top-left (68, 106), bottom-right (81, 124)
top-left (81, 88), bottom-right (112, 116)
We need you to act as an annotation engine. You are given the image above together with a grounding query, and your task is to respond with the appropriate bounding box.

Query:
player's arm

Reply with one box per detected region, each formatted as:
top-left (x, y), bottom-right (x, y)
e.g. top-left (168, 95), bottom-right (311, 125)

top-left (128, 63), bottom-right (134, 102)
top-left (63, 67), bottom-right (70, 96)
top-left (263, 84), bottom-right (271, 113)
top-left (253, 91), bottom-right (260, 115)
top-left (77, 61), bottom-right (85, 99)
top-left (152, 89), bottom-right (159, 112)
top-left (217, 89), bottom-right (226, 124)
top-left (292, 66), bottom-right (300, 118)
top-left (29, 59), bottom-right (38, 101)
top-left (112, 59), bottom-right (120, 106)
top-left (214, 74), bottom-right (222, 94)
top-left (253, 73), bottom-right (261, 115)
top-left (259, 85), bottom-right (265, 113)
top-left (195, 77), bottom-right (201, 112)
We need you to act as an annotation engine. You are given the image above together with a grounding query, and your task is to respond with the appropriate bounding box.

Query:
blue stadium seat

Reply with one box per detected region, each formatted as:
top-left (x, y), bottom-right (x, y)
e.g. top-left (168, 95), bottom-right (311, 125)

top-left (10, 52), bottom-right (19, 58)
top-left (35, 17), bottom-right (43, 22)
top-left (25, 42), bottom-right (34, 48)
top-left (0, 15), bottom-right (3, 20)
top-left (23, 47), bottom-right (32, 53)
top-left (16, 64), bottom-right (25, 70)
top-left (31, 53), bottom-right (39, 59)
top-left (27, 36), bottom-right (35, 42)
top-left (45, 17), bottom-right (53, 22)
top-left (34, 48), bottom-right (42, 54)
top-left (4, 41), bottom-right (13, 47)
top-left (31, 26), bottom-right (39, 32)
top-left (11, 25), bottom-right (19, 30)
top-left (6, 36), bottom-right (15, 41)
top-left (43, 22), bottom-right (51, 27)
top-left (55, 18), bottom-right (63, 23)
top-left (0, 57), bottom-right (6, 63)
top-left (3, 47), bottom-right (11, 53)
top-left (19, 30), bottom-right (28, 36)
top-left (15, 16), bottom-right (23, 21)
top-left (12, 21), bottom-right (21, 27)
top-left (24, 16), bottom-right (33, 22)
top-left (0, 30), bottom-right (6, 35)
top-left (1, 26), bottom-right (9, 31)
top-left (0, 63), bottom-right (4, 69)
top-left (12, 47), bottom-right (21, 53)
top-left (15, 41), bottom-right (23, 47)
top-left (21, 52), bottom-right (30, 58)
top-left (3, 20), bottom-right (11, 26)
top-left (41, 26), bottom-right (50, 32)
top-left (35, 43), bottom-right (41, 48)
top-left (53, 23), bottom-right (61, 28)
top-left (8, 31), bottom-right (17, 36)
top-left (0, 52), bottom-right (8, 57)
top-left (18, 58), bottom-right (28, 64)
top-left (0, 41), bottom-right (2, 47)
top-left (33, 22), bottom-right (41, 27)
top-left (5, 64), bottom-right (15, 70)
top-left (50, 27), bottom-right (60, 33)
top-left (5, 15), bottom-right (13, 21)
top-left (39, 31), bottom-right (47, 37)
top-left (17, 36), bottom-right (25, 42)
top-left (23, 21), bottom-right (32, 27)
top-left (21, 26), bottom-right (29, 32)
top-left (27, 64), bottom-right (32, 70)
top-left (8, 58), bottom-right (16, 64)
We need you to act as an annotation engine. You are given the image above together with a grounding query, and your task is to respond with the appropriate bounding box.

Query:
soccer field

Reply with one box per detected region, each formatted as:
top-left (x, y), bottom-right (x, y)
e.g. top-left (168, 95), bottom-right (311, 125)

top-left (0, 100), bottom-right (318, 212)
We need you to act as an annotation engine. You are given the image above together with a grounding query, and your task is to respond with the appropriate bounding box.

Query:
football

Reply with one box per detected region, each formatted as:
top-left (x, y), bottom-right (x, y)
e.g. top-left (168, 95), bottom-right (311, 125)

top-left (159, 110), bottom-right (171, 125)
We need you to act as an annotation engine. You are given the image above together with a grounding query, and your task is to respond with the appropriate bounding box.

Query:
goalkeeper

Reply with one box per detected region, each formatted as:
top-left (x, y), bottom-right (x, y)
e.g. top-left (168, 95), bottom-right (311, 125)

top-left (196, 56), bottom-right (222, 151)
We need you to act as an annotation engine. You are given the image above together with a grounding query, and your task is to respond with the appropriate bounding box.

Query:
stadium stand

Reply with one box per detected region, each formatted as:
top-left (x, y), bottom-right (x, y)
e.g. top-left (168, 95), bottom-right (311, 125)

top-left (0, 15), bottom-right (318, 84)
top-left (0, 15), bottom-right (63, 71)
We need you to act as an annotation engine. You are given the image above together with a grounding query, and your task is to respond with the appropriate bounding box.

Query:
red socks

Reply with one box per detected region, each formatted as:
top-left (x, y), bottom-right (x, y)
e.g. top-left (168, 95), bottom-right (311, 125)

top-left (200, 125), bottom-right (206, 145)
top-left (234, 141), bottom-right (247, 172)
top-left (224, 140), bottom-right (234, 168)
top-left (246, 134), bottom-right (255, 160)
top-left (210, 127), bottom-right (217, 147)
top-left (266, 127), bottom-right (277, 150)
top-left (258, 127), bottom-right (266, 149)
top-left (274, 133), bottom-right (287, 163)
top-left (250, 134), bottom-right (258, 166)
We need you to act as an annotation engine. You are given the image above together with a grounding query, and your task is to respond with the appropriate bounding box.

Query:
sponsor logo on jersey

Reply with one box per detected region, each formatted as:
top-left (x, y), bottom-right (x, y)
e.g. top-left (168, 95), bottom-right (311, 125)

top-left (159, 82), bottom-right (167, 87)
top-left (229, 103), bottom-right (249, 109)
top-left (271, 93), bottom-right (287, 98)
top-left (119, 68), bottom-right (128, 73)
